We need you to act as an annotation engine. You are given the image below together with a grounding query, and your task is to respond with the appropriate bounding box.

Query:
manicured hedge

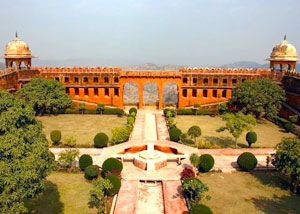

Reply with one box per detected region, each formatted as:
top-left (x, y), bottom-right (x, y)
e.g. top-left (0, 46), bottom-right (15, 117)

top-left (176, 108), bottom-right (214, 115)
top-left (79, 154), bottom-right (93, 170)
top-left (283, 122), bottom-right (293, 133)
top-left (105, 174), bottom-right (121, 195)
top-left (198, 154), bottom-right (215, 173)
top-left (169, 127), bottom-right (182, 142)
top-left (237, 152), bottom-right (257, 171)
top-left (129, 107), bottom-right (137, 115)
top-left (94, 133), bottom-right (109, 148)
top-left (102, 158), bottom-right (123, 175)
top-left (50, 130), bottom-right (61, 144)
top-left (190, 204), bottom-right (213, 214)
top-left (62, 107), bottom-right (124, 115)
top-left (84, 165), bottom-right (99, 180)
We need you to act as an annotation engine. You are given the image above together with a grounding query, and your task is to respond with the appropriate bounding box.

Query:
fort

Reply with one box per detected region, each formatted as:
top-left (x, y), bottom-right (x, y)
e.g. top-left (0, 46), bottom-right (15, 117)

top-left (0, 34), bottom-right (299, 115)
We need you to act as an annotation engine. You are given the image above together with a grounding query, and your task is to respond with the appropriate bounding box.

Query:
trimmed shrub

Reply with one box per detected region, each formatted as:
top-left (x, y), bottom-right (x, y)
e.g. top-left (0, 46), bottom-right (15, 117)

top-left (169, 127), bottom-right (182, 142)
top-left (105, 174), bottom-right (121, 195)
top-left (129, 107), bottom-right (137, 115)
top-left (237, 152), bottom-right (257, 171)
top-left (163, 108), bottom-right (176, 117)
top-left (127, 116), bottom-right (135, 122)
top-left (127, 116), bottom-right (135, 126)
top-left (180, 168), bottom-right (195, 180)
top-left (94, 133), bottom-right (108, 148)
top-left (50, 130), bottom-right (61, 145)
top-left (103, 108), bottom-right (124, 116)
top-left (283, 122), bottom-right (293, 133)
top-left (84, 165), bottom-right (99, 180)
top-left (102, 158), bottom-right (123, 175)
top-left (111, 127), bottom-right (131, 145)
top-left (176, 108), bottom-right (214, 115)
top-left (79, 154), bottom-right (93, 170)
top-left (182, 139), bottom-right (195, 145)
top-left (190, 153), bottom-right (199, 167)
top-left (194, 103), bottom-right (201, 108)
top-left (190, 204), bottom-right (213, 214)
top-left (93, 133), bottom-right (109, 148)
top-left (96, 103), bottom-right (105, 114)
top-left (289, 115), bottom-right (298, 123)
top-left (198, 154), bottom-right (215, 173)
top-left (246, 132), bottom-right (257, 148)
top-left (130, 112), bottom-right (136, 117)
top-left (71, 102), bottom-right (77, 109)
top-left (85, 108), bottom-right (97, 114)
top-left (79, 103), bottom-right (86, 114)
top-left (188, 126), bottom-right (201, 141)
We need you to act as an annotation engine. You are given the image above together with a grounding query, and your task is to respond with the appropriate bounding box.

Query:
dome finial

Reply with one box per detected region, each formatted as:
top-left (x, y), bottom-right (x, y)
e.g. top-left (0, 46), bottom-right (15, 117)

top-left (15, 31), bottom-right (18, 38)
top-left (284, 34), bottom-right (286, 40)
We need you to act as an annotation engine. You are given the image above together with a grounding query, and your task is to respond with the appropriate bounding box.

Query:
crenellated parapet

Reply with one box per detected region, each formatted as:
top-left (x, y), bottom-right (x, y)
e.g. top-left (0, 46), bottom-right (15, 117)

top-left (35, 66), bottom-right (122, 74)
top-left (120, 70), bottom-right (181, 77)
top-left (180, 67), bottom-right (272, 75)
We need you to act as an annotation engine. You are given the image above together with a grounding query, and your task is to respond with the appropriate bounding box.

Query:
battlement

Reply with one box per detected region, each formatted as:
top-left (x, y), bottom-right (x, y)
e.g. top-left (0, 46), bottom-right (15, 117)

top-left (34, 67), bottom-right (122, 74)
top-left (180, 67), bottom-right (272, 75)
top-left (120, 70), bottom-right (181, 77)
top-left (285, 71), bottom-right (300, 80)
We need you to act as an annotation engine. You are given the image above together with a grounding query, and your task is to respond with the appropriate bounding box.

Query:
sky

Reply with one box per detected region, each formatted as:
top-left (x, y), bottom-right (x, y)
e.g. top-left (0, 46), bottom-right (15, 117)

top-left (0, 0), bottom-right (299, 67)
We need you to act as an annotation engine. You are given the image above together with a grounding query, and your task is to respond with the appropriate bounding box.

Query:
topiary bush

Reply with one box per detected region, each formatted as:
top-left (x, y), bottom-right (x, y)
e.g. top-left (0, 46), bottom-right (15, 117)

top-left (169, 127), bottom-right (182, 142)
top-left (105, 174), bottom-right (121, 195)
top-left (188, 126), bottom-right (202, 142)
top-left (130, 112), bottom-right (136, 117)
top-left (190, 153), bottom-right (199, 167)
top-left (190, 204), bottom-right (213, 214)
top-left (129, 107), bottom-right (137, 115)
top-left (283, 122), bottom-right (293, 133)
top-left (246, 132), bottom-right (257, 148)
top-left (198, 154), bottom-right (215, 172)
top-left (237, 152), bottom-right (257, 171)
top-left (102, 158), bottom-right (123, 175)
top-left (79, 154), bottom-right (93, 170)
top-left (93, 133), bottom-right (109, 148)
top-left (50, 130), bottom-right (61, 145)
top-left (84, 165), bottom-right (99, 180)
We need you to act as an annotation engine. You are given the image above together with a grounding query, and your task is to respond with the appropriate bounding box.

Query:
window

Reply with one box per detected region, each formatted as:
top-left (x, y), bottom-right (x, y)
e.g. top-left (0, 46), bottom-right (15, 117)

top-left (114, 88), bottom-right (119, 96)
top-left (93, 77), bottom-right (99, 83)
top-left (232, 79), bottom-right (237, 84)
top-left (84, 88), bottom-right (89, 96)
top-left (84, 77), bottom-right (88, 83)
top-left (105, 88), bottom-right (109, 96)
top-left (183, 78), bottom-right (188, 84)
top-left (213, 78), bottom-right (218, 84)
top-left (222, 89), bottom-right (227, 98)
top-left (203, 89), bottom-right (208, 98)
top-left (182, 89), bottom-right (187, 97)
top-left (55, 77), bottom-right (60, 81)
top-left (192, 89), bottom-right (197, 97)
top-left (193, 78), bottom-right (197, 84)
top-left (203, 78), bottom-right (208, 84)
top-left (94, 88), bottom-right (98, 96)
top-left (104, 77), bottom-right (109, 83)
top-left (74, 77), bottom-right (79, 83)
top-left (114, 77), bottom-right (119, 83)
top-left (65, 87), bottom-right (69, 94)
top-left (213, 89), bottom-right (217, 98)
top-left (75, 88), bottom-right (79, 96)
top-left (64, 77), bottom-right (69, 83)
top-left (222, 78), bottom-right (227, 84)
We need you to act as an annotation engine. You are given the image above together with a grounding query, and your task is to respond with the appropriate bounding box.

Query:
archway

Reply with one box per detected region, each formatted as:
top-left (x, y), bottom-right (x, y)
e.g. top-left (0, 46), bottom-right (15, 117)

top-left (162, 82), bottom-right (178, 108)
top-left (275, 64), bottom-right (282, 72)
top-left (143, 82), bottom-right (159, 108)
top-left (20, 61), bottom-right (26, 70)
top-left (123, 81), bottom-right (139, 107)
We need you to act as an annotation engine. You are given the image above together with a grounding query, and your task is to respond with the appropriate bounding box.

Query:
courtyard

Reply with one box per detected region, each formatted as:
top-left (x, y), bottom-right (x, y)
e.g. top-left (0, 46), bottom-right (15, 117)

top-left (175, 115), bottom-right (295, 148)
top-left (38, 114), bottom-right (127, 146)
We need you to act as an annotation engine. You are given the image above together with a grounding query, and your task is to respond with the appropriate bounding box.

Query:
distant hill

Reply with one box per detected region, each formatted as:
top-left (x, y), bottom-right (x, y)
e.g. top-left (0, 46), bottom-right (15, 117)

top-left (123, 63), bottom-right (184, 70)
top-left (220, 61), bottom-right (269, 69)
top-left (0, 63), bottom-right (5, 70)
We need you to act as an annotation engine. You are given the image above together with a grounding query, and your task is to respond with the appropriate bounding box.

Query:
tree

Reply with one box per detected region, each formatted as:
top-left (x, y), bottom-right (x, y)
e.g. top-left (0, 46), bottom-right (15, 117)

top-left (216, 112), bottom-right (256, 148)
top-left (17, 78), bottom-right (72, 115)
top-left (0, 90), bottom-right (54, 213)
top-left (57, 149), bottom-right (79, 169)
top-left (246, 132), bottom-right (257, 148)
top-left (231, 79), bottom-right (285, 118)
top-left (97, 103), bottom-right (105, 114)
top-left (273, 137), bottom-right (300, 193)
top-left (111, 127), bottom-right (131, 145)
top-left (89, 179), bottom-right (113, 214)
top-left (182, 178), bottom-right (210, 204)
top-left (188, 126), bottom-right (202, 144)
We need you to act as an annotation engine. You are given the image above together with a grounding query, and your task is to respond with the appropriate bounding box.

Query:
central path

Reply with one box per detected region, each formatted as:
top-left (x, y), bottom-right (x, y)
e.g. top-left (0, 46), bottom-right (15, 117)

top-left (143, 111), bottom-right (158, 141)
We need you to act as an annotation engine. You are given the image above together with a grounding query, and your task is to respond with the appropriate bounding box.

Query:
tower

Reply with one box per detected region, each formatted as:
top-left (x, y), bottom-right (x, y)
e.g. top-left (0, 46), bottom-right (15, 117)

top-left (2, 33), bottom-right (35, 69)
top-left (267, 35), bottom-right (299, 74)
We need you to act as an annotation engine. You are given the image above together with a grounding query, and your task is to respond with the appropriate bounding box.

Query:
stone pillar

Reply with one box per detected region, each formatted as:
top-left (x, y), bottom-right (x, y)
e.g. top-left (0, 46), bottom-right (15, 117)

top-left (119, 86), bottom-right (124, 108)
top-left (139, 84), bottom-right (143, 109)
top-left (178, 85), bottom-right (183, 108)
top-left (158, 84), bottom-right (163, 110)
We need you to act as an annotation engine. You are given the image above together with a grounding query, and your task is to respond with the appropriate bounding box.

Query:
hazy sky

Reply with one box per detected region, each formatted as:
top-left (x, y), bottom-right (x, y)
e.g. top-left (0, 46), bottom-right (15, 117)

top-left (0, 0), bottom-right (299, 66)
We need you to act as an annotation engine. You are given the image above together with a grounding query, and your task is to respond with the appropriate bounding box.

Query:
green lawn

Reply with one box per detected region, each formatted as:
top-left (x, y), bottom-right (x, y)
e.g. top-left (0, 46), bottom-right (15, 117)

top-left (26, 172), bottom-right (97, 214)
top-left (175, 115), bottom-right (295, 148)
top-left (199, 171), bottom-right (300, 214)
top-left (38, 114), bottom-right (127, 146)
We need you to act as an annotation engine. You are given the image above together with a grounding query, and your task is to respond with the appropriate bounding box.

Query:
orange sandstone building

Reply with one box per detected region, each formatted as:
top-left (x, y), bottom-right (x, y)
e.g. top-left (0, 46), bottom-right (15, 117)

top-left (0, 35), bottom-right (299, 111)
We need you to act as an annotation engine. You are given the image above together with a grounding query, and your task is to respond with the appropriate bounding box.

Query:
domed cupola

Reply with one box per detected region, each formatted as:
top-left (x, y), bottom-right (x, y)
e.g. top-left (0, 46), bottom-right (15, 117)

top-left (2, 33), bottom-right (36, 69)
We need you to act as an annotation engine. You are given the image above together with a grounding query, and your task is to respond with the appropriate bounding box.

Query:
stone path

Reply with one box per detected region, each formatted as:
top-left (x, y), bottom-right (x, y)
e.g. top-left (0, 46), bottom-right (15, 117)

top-left (114, 180), bottom-right (138, 214)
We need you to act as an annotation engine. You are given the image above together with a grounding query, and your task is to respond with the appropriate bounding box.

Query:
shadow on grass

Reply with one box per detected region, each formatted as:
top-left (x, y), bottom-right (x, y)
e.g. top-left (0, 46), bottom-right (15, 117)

top-left (252, 195), bottom-right (300, 214)
top-left (203, 136), bottom-right (248, 148)
top-left (251, 171), bottom-right (300, 214)
top-left (26, 181), bottom-right (64, 214)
